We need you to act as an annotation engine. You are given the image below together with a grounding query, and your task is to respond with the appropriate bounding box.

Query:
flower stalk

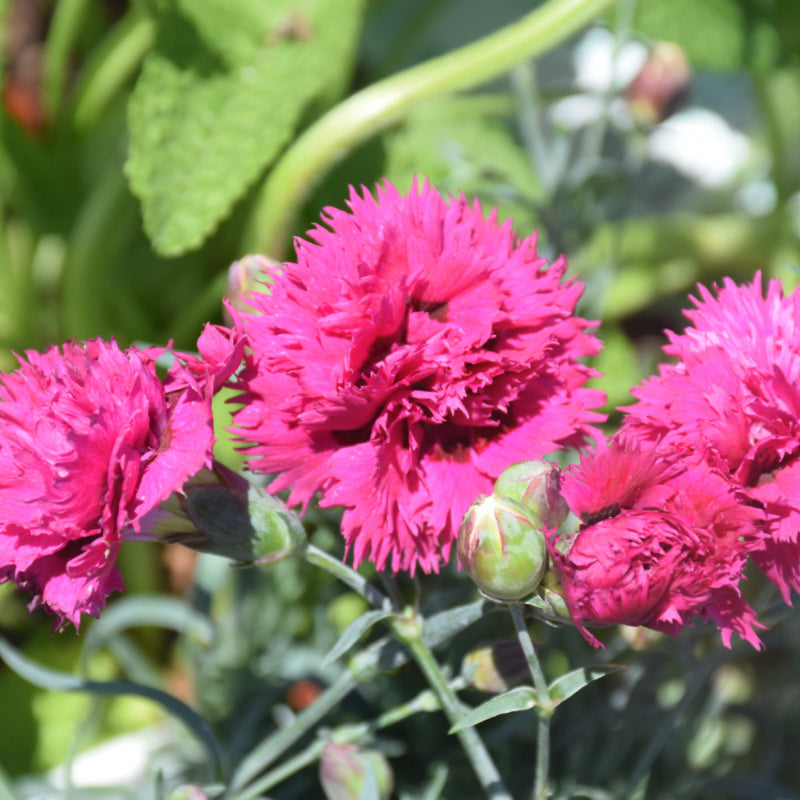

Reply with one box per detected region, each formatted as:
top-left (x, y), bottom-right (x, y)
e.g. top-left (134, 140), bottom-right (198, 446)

top-left (230, 679), bottom-right (466, 800)
top-left (392, 612), bottom-right (514, 800)
top-left (228, 669), bottom-right (357, 793)
top-left (510, 603), bottom-right (552, 800)
top-left (303, 544), bottom-right (393, 611)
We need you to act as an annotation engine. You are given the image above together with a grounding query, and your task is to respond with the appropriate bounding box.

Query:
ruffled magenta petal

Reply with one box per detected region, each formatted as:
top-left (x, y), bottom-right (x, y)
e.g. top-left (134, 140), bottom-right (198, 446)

top-left (233, 180), bottom-right (606, 573)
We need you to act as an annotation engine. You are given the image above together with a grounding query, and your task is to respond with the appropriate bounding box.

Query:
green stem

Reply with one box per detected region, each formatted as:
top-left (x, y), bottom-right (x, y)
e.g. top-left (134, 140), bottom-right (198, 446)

top-left (510, 604), bottom-right (550, 800)
top-left (229, 548), bottom-right (392, 793)
top-left (233, 678), bottom-right (466, 800)
top-left (244, 0), bottom-right (619, 257)
top-left (233, 738), bottom-right (328, 800)
top-left (304, 543), bottom-right (392, 611)
top-left (395, 615), bottom-right (513, 800)
top-left (227, 669), bottom-right (357, 793)
top-left (511, 62), bottom-right (559, 195)
top-left (228, 599), bottom-right (491, 795)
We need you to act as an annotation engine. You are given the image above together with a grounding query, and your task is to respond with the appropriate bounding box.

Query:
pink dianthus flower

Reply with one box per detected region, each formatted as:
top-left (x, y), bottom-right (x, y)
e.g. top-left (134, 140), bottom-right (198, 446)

top-left (233, 180), bottom-right (606, 574)
top-left (553, 439), bottom-right (764, 649)
top-left (622, 274), bottom-right (800, 601)
top-left (0, 325), bottom-right (242, 628)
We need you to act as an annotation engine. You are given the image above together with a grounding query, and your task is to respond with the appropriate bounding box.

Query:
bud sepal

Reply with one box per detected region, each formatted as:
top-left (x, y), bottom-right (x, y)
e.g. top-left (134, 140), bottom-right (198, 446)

top-left (136, 461), bottom-right (306, 564)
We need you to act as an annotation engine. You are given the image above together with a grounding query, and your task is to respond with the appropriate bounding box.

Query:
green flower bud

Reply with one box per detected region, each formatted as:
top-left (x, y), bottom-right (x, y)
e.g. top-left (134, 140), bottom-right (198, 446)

top-left (457, 494), bottom-right (548, 603)
top-left (461, 640), bottom-right (529, 694)
top-left (319, 743), bottom-right (394, 800)
top-left (493, 460), bottom-right (569, 529)
top-left (137, 461), bottom-right (306, 564)
top-left (525, 570), bottom-right (573, 626)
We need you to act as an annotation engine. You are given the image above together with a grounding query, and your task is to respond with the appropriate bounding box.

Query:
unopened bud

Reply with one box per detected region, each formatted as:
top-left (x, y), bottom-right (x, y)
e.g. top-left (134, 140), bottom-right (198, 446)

top-left (319, 743), bottom-right (394, 800)
top-left (626, 42), bottom-right (690, 127)
top-left (493, 460), bottom-right (569, 529)
top-left (461, 640), bottom-right (529, 694)
top-left (457, 494), bottom-right (547, 603)
top-left (225, 254), bottom-right (278, 319)
top-left (136, 461), bottom-right (306, 564)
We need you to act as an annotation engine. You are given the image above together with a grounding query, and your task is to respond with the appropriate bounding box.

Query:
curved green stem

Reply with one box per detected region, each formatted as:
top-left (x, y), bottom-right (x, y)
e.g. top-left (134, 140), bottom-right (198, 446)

top-left (510, 604), bottom-right (550, 800)
top-left (394, 614), bottom-right (513, 800)
top-left (244, 0), bottom-right (618, 258)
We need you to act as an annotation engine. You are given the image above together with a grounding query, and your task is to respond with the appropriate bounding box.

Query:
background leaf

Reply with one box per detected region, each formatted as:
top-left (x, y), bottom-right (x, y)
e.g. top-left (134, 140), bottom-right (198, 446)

top-left (631, 0), bottom-right (746, 70)
top-left (126, 0), bottom-right (366, 256)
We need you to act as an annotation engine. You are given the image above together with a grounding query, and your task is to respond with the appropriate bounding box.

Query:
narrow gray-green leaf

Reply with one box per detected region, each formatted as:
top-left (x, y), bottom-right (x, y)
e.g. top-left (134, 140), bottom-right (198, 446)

top-left (126, 0), bottom-right (365, 256)
top-left (0, 636), bottom-right (224, 776)
top-left (448, 686), bottom-right (538, 734)
top-left (548, 665), bottom-right (621, 707)
top-left (321, 610), bottom-right (395, 669)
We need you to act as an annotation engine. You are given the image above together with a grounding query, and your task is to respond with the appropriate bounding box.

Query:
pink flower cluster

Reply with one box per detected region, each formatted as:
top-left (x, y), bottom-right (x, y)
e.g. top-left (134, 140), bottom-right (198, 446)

top-left (4, 171), bottom-right (797, 656)
top-left (233, 181), bottom-right (606, 574)
top-left (0, 325), bottom-right (241, 628)
top-left (553, 438), bottom-right (764, 648)
top-left (624, 273), bottom-right (800, 601)
top-left (554, 273), bottom-right (800, 648)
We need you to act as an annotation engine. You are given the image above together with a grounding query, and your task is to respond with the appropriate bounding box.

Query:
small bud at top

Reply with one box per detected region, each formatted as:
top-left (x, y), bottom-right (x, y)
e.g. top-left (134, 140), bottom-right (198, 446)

top-left (225, 254), bottom-right (279, 319)
top-left (457, 494), bottom-right (548, 603)
top-left (493, 460), bottom-right (569, 529)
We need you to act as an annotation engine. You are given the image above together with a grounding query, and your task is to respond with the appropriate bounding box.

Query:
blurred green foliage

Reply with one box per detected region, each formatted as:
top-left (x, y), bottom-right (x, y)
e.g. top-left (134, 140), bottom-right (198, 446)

top-left (3, 0), bottom-right (800, 797)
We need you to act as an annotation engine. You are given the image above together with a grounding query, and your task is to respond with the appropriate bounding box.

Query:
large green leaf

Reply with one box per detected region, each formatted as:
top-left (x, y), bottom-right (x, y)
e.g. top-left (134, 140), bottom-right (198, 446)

top-left (126, 0), bottom-right (365, 256)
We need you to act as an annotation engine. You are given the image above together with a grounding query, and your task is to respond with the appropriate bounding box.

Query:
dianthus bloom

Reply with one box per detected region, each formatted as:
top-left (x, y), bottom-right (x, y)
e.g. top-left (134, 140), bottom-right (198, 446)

top-left (622, 274), bottom-right (800, 601)
top-left (0, 325), bottom-right (242, 628)
top-left (552, 439), bottom-right (764, 648)
top-left (233, 181), bottom-right (606, 574)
